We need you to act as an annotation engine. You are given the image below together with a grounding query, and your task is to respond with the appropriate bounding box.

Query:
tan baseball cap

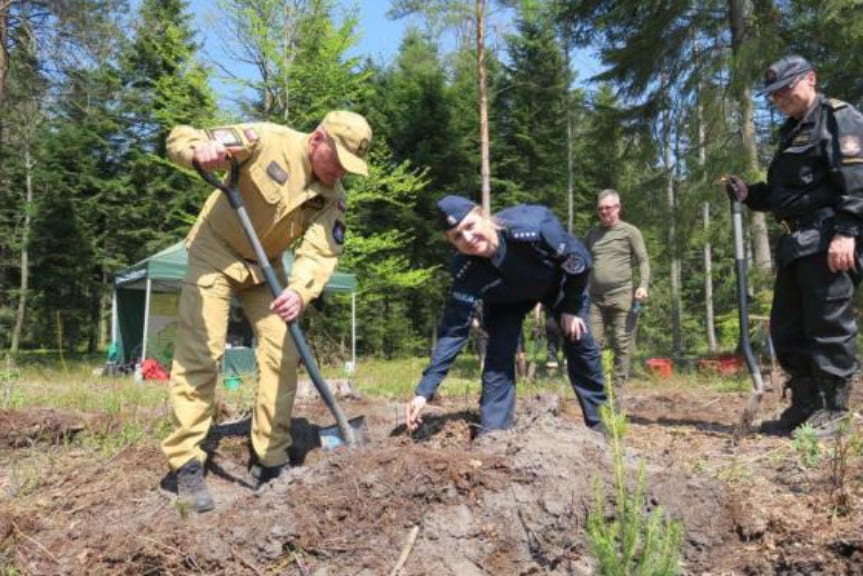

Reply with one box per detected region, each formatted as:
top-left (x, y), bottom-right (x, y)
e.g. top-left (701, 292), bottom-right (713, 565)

top-left (321, 110), bottom-right (373, 176)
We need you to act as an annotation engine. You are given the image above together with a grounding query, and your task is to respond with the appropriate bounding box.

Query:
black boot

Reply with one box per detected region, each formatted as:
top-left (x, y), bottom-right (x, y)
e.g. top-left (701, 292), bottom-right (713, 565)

top-left (176, 458), bottom-right (215, 513)
top-left (805, 375), bottom-right (853, 438)
top-left (760, 376), bottom-right (818, 435)
top-left (249, 454), bottom-right (288, 493)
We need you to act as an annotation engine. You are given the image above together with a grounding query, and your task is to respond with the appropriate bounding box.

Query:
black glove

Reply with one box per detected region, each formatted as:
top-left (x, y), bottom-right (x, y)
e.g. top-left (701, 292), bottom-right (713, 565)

top-left (724, 174), bottom-right (748, 202)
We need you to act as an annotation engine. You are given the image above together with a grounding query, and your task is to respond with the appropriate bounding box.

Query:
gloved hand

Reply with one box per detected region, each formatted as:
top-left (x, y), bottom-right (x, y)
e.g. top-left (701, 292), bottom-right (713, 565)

top-left (724, 174), bottom-right (748, 202)
top-left (405, 396), bottom-right (427, 432)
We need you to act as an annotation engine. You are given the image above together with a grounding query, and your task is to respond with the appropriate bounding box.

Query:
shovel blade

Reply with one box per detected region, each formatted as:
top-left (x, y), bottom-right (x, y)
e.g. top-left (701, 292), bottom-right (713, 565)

top-left (319, 415), bottom-right (366, 450)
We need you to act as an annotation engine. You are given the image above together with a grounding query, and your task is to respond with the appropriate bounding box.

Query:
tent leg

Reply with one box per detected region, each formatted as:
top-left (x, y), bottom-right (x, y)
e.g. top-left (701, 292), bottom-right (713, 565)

top-left (141, 277), bottom-right (152, 363)
top-left (351, 292), bottom-right (356, 375)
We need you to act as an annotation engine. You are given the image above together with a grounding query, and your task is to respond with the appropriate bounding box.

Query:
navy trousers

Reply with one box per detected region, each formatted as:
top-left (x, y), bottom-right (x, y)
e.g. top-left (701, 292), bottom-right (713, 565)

top-left (479, 302), bottom-right (607, 432)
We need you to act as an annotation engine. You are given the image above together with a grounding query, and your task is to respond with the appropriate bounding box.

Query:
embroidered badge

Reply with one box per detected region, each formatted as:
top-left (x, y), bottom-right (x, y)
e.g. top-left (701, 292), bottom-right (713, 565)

top-left (356, 137), bottom-right (371, 157)
top-left (207, 127), bottom-right (243, 148)
top-left (305, 196), bottom-right (326, 211)
top-left (333, 221), bottom-right (346, 245)
top-left (839, 135), bottom-right (862, 157)
top-left (244, 128), bottom-right (260, 143)
top-left (562, 254), bottom-right (584, 274)
top-left (266, 161), bottom-right (289, 185)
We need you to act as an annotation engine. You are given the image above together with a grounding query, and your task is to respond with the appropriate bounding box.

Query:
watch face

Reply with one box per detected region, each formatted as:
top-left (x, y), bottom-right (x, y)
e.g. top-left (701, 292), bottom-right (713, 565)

top-left (333, 221), bottom-right (346, 245)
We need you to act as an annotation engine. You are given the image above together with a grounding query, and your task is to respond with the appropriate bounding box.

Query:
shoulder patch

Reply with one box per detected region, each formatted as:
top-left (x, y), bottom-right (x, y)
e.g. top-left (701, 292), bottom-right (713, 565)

top-left (244, 128), bottom-right (260, 143)
top-left (207, 127), bottom-right (243, 148)
top-left (266, 161), bottom-right (289, 185)
top-left (827, 98), bottom-right (849, 111)
top-left (839, 135), bottom-right (862, 157)
top-left (332, 221), bottom-right (346, 245)
top-left (337, 200), bottom-right (347, 213)
top-left (562, 253), bottom-right (585, 275)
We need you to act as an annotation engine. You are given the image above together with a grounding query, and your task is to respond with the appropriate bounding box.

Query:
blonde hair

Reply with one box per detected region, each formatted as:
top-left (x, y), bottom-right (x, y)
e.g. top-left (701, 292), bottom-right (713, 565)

top-left (444, 206), bottom-right (502, 242)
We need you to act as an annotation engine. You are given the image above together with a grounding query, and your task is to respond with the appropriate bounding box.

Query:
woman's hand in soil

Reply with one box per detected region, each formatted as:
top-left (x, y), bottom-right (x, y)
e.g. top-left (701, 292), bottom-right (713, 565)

top-left (406, 396), bottom-right (427, 432)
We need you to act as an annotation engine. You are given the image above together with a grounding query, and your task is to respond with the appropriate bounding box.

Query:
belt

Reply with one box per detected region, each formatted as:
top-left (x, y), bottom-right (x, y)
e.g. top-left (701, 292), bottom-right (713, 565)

top-left (778, 207), bottom-right (835, 235)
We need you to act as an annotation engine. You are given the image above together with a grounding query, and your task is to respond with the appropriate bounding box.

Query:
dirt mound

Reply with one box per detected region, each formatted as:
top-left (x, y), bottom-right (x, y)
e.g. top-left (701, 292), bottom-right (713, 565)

top-left (0, 394), bottom-right (740, 575)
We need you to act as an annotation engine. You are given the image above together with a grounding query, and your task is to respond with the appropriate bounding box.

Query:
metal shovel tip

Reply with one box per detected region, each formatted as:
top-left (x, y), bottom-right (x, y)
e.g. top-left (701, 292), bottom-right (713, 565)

top-left (734, 392), bottom-right (763, 441)
top-left (319, 416), bottom-right (367, 450)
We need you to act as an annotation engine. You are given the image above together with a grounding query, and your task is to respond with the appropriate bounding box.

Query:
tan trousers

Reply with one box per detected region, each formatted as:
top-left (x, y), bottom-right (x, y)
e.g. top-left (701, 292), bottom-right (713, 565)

top-left (161, 245), bottom-right (298, 471)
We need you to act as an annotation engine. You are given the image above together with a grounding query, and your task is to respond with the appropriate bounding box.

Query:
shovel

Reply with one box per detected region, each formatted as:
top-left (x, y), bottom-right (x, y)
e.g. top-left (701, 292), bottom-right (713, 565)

top-left (727, 189), bottom-right (765, 440)
top-left (193, 158), bottom-right (364, 449)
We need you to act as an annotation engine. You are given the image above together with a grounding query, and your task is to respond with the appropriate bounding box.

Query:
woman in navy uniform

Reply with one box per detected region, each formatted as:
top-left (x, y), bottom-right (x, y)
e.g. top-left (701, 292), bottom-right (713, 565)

top-left (405, 195), bottom-right (608, 435)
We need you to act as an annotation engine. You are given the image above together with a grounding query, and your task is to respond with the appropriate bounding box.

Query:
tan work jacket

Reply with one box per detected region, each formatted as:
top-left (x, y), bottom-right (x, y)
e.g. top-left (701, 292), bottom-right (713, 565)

top-left (167, 122), bottom-right (346, 305)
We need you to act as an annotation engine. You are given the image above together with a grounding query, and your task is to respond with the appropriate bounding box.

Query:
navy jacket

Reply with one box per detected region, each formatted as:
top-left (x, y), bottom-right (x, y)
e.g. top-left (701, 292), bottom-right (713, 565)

top-left (416, 205), bottom-right (591, 399)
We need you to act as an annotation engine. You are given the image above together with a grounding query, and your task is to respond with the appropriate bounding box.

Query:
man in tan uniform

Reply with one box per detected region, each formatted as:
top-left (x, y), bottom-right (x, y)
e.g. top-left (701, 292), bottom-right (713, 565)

top-left (586, 189), bottom-right (650, 404)
top-left (161, 111), bottom-right (372, 513)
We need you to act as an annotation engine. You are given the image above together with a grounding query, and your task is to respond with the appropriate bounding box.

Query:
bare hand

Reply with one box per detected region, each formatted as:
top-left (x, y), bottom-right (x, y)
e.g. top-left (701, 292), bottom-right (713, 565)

top-left (560, 313), bottom-right (587, 341)
top-left (634, 287), bottom-right (648, 301)
top-left (406, 396), bottom-right (427, 432)
top-left (192, 140), bottom-right (229, 171)
top-left (270, 288), bottom-right (304, 322)
top-left (828, 234), bottom-right (856, 273)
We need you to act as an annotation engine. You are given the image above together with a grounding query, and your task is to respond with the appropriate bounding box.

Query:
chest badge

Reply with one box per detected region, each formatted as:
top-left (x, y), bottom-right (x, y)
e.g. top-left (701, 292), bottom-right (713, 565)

top-left (839, 135), bottom-right (862, 157)
top-left (266, 161), bottom-right (289, 185)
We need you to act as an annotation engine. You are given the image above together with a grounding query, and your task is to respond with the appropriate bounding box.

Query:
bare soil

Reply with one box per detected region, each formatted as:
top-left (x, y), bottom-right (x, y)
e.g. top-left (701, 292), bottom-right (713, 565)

top-left (0, 381), bottom-right (861, 575)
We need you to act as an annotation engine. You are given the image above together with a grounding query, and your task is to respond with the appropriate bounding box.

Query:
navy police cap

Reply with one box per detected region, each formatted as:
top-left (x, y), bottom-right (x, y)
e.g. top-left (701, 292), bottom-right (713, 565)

top-left (437, 195), bottom-right (477, 229)
top-left (761, 55), bottom-right (813, 96)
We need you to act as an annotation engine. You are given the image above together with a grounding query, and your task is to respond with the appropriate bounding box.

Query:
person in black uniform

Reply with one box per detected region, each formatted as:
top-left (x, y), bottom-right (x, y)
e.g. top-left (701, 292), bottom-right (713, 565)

top-left (405, 195), bottom-right (608, 435)
top-left (725, 55), bottom-right (863, 436)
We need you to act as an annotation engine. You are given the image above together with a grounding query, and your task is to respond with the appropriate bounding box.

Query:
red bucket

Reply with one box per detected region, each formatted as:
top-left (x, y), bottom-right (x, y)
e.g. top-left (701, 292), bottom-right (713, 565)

top-left (646, 358), bottom-right (673, 379)
top-left (717, 353), bottom-right (744, 375)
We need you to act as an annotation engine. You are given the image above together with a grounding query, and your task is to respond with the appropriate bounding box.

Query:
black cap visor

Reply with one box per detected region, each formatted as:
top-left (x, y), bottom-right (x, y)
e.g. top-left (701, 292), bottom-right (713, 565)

top-left (760, 67), bottom-right (812, 96)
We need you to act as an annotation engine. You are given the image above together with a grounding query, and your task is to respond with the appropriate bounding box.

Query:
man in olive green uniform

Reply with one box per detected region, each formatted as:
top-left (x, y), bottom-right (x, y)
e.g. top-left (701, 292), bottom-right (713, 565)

top-left (586, 189), bottom-right (650, 402)
top-left (161, 111), bottom-right (372, 513)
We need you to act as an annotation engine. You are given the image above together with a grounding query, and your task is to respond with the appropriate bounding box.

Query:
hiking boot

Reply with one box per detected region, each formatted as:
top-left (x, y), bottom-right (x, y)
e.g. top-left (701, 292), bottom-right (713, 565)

top-left (249, 455), bottom-right (288, 493)
top-left (801, 374), bottom-right (854, 437)
top-left (176, 459), bottom-right (214, 513)
top-left (804, 409), bottom-right (851, 438)
top-left (759, 403), bottom-right (815, 435)
top-left (589, 420), bottom-right (609, 438)
top-left (759, 375), bottom-right (817, 435)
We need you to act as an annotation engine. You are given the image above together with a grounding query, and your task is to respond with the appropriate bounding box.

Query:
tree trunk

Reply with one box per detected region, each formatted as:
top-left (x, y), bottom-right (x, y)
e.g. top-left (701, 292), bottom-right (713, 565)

top-left (729, 0), bottom-right (772, 270)
top-left (665, 114), bottom-right (682, 356)
top-left (697, 90), bottom-right (718, 353)
top-left (563, 43), bottom-right (574, 233)
top-left (0, 1), bottom-right (8, 111)
top-left (0, 1), bottom-right (9, 155)
top-left (10, 143), bottom-right (34, 353)
top-left (703, 202), bottom-right (717, 353)
top-left (476, 0), bottom-right (490, 212)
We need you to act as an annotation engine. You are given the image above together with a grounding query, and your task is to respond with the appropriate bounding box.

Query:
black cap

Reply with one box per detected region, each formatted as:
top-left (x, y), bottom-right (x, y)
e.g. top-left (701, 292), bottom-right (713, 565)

top-left (760, 55), bottom-right (813, 96)
top-left (437, 195), bottom-right (476, 229)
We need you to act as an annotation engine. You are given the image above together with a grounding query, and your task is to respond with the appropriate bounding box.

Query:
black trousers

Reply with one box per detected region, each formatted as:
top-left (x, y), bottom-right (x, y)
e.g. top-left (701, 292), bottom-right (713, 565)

top-left (770, 252), bottom-right (858, 380)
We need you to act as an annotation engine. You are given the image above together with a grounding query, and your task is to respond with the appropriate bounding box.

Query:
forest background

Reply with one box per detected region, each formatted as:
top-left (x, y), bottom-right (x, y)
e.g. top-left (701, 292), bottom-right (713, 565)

top-left (1, 0), bottom-right (862, 370)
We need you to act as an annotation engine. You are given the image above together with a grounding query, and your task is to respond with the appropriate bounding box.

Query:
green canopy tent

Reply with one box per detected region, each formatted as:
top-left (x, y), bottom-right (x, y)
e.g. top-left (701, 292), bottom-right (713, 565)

top-left (112, 241), bottom-right (358, 373)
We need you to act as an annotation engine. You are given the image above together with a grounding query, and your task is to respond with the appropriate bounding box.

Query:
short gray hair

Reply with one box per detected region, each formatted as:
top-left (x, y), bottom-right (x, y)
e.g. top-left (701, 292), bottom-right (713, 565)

top-left (597, 189), bottom-right (620, 204)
